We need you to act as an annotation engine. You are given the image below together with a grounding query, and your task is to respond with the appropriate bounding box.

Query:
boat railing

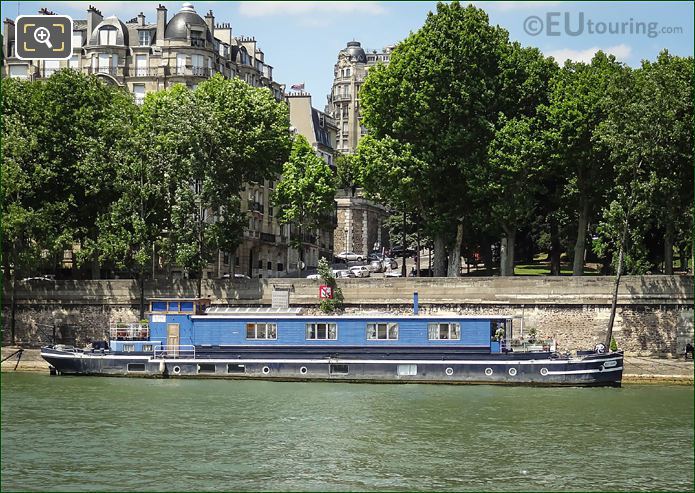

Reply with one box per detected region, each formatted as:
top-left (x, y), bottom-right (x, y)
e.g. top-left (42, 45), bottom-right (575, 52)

top-left (110, 322), bottom-right (149, 341)
top-left (153, 345), bottom-right (195, 359)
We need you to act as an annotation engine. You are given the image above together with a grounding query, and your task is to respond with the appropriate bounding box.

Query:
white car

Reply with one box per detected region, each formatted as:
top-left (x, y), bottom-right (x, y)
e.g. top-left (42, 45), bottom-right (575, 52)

top-left (384, 270), bottom-right (403, 277)
top-left (332, 269), bottom-right (356, 278)
top-left (349, 265), bottom-right (371, 278)
top-left (306, 274), bottom-right (320, 280)
top-left (336, 251), bottom-right (363, 262)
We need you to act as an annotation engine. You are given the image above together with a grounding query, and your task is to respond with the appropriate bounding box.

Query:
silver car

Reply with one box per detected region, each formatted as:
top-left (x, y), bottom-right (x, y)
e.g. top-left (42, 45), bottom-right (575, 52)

top-left (369, 260), bottom-right (385, 273)
top-left (335, 251), bottom-right (363, 262)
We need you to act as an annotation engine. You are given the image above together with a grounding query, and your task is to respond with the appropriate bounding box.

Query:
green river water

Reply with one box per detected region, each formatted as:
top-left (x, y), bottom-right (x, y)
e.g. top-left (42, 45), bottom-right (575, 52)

top-left (1, 373), bottom-right (692, 491)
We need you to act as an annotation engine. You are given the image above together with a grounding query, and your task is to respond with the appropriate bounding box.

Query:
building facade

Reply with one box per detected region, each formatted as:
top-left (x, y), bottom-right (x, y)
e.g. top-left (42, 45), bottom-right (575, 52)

top-left (1, 3), bottom-right (322, 279)
top-left (325, 41), bottom-right (392, 257)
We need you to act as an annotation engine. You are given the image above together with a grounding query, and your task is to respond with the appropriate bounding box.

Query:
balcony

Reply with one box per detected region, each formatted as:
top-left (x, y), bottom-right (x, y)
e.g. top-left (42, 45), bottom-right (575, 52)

top-left (248, 201), bottom-right (264, 214)
top-left (260, 232), bottom-right (276, 243)
top-left (191, 66), bottom-right (211, 77)
top-left (191, 38), bottom-right (207, 48)
top-left (110, 322), bottom-right (149, 341)
top-left (96, 66), bottom-right (118, 76)
top-left (332, 93), bottom-right (352, 102)
top-left (131, 67), bottom-right (157, 77)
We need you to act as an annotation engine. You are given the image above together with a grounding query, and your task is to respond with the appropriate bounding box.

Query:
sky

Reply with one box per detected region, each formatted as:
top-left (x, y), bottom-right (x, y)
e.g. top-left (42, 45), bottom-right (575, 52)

top-left (3, 1), bottom-right (693, 108)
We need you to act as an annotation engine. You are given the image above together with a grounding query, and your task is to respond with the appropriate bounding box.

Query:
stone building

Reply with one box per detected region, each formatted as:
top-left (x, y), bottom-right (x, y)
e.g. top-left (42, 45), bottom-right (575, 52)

top-left (325, 41), bottom-right (392, 257)
top-left (1, 3), bottom-right (329, 279)
top-left (286, 92), bottom-right (338, 267)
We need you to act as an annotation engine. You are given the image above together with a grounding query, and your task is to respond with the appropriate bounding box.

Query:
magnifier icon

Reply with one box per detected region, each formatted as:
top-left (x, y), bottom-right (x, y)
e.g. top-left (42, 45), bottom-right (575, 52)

top-left (34, 27), bottom-right (53, 49)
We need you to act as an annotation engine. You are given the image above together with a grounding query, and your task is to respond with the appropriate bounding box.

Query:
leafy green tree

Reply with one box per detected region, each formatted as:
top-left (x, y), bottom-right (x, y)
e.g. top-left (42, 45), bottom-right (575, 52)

top-left (596, 51), bottom-right (693, 274)
top-left (273, 134), bottom-right (336, 277)
top-left (544, 52), bottom-right (628, 276)
top-left (159, 76), bottom-right (291, 293)
top-left (317, 257), bottom-right (343, 313)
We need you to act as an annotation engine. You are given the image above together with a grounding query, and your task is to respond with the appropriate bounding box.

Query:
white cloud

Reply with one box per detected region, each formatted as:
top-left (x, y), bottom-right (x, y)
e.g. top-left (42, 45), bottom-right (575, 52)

top-left (238, 1), bottom-right (387, 18)
top-left (545, 43), bottom-right (632, 63)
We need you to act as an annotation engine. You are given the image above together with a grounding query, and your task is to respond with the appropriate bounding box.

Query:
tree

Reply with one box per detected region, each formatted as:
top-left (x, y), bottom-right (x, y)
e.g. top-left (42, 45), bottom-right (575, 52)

top-left (544, 52), bottom-right (628, 276)
top-left (596, 51), bottom-right (693, 274)
top-left (360, 2), bottom-right (556, 277)
top-left (273, 134), bottom-right (336, 277)
top-left (317, 257), bottom-right (343, 313)
top-left (159, 76), bottom-right (291, 293)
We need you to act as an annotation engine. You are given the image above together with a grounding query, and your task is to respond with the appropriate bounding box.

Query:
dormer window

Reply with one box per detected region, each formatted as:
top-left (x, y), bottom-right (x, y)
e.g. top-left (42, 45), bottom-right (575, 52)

top-left (138, 30), bottom-right (151, 46)
top-left (99, 26), bottom-right (117, 45)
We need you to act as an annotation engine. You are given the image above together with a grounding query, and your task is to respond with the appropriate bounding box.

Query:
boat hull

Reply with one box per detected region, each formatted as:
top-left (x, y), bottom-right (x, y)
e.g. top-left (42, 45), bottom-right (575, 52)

top-left (41, 346), bottom-right (623, 387)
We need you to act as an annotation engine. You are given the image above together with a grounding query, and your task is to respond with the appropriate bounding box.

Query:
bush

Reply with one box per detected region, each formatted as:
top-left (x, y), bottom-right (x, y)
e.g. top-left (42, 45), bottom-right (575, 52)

top-left (610, 336), bottom-right (618, 352)
top-left (317, 258), bottom-right (344, 313)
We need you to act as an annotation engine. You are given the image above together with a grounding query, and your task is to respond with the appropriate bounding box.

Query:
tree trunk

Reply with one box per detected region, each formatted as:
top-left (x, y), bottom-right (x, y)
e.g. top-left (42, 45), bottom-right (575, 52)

top-left (549, 217), bottom-right (561, 276)
top-left (91, 258), bottom-right (100, 279)
top-left (447, 222), bottom-right (464, 277)
top-left (572, 200), bottom-right (590, 276)
top-left (433, 234), bottom-right (447, 277)
top-left (500, 227), bottom-right (516, 276)
top-left (415, 227), bottom-right (421, 277)
top-left (663, 222), bottom-right (674, 275)
top-left (481, 238), bottom-right (493, 275)
top-left (298, 224), bottom-right (303, 278)
top-left (138, 268), bottom-right (145, 320)
top-left (401, 210), bottom-right (407, 278)
top-left (10, 270), bottom-right (17, 345)
top-left (196, 276), bottom-right (202, 299)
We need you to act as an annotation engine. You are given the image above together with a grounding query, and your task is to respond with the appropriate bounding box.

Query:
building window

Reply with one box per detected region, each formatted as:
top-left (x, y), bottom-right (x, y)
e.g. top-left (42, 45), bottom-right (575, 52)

top-left (9, 65), bottom-right (28, 79)
top-left (138, 30), bottom-right (151, 46)
top-left (306, 323), bottom-right (337, 340)
top-left (367, 322), bottom-right (399, 340)
top-left (246, 323), bottom-right (277, 340)
top-left (123, 344), bottom-right (135, 352)
top-left (135, 54), bottom-right (147, 76)
top-left (428, 322), bottom-right (461, 340)
top-left (44, 60), bottom-right (60, 77)
top-left (257, 259), bottom-right (263, 269)
top-left (277, 263), bottom-right (284, 272)
top-left (133, 84), bottom-right (145, 105)
top-left (267, 261), bottom-right (272, 270)
top-left (69, 55), bottom-right (79, 69)
top-left (176, 53), bottom-right (186, 74)
top-left (72, 32), bottom-right (82, 48)
top-left (98, 26), bottom-right (117, 45)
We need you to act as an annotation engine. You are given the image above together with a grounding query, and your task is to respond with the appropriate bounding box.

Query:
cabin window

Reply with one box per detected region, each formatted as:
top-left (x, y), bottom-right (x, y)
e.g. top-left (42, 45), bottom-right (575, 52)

top-left (306, 323), bottom-right (337, 340)
top-left (123, 344), bottom-right (135, 352)
top-left (367, 322), bottom-right (399, 340)
top-left (329, 364), bottom-right (348, 375)
top-left (127, 363), bottom-right (145, 372)
top-left (180, 302), bottom-right (194, 312)
top-left (198, 363), bottom-right (216, 374)
top-left (227, 364), bottom-right (245, 374)
top-left (168, 302), bottom-right (180, 311)
top-left (246, 323), bottom-right (277, 340)
top-left (397, 364), bottom-right (417, 376)
top-left (142, 344), bottom-right (153, 352)
top-left (428, 323), bottom-right (461, 340)
top-left (152, 301), bottom-right (167, 311)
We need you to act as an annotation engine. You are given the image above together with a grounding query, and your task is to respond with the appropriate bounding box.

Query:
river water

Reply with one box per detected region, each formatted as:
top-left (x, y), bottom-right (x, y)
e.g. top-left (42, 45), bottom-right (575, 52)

top-left (1, 373), bottom-right (692, 491)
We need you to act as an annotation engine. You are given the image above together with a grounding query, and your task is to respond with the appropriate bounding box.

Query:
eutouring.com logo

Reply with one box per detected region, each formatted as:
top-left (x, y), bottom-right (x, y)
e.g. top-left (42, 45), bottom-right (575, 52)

top-left (523, 12), bottom-right (683, 38)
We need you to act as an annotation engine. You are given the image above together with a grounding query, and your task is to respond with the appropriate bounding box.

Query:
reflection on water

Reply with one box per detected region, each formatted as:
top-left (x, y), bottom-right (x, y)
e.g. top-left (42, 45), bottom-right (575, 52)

top-left (1, 373), bottom-right (693, 491)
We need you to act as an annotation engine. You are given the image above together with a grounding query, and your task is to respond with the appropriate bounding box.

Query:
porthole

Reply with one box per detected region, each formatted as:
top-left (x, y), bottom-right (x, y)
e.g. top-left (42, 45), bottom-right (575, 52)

top-left (172, 365), bottom-right (181, 375)
top-left (540, 367), bottom-right (548, 376)
top-left (299, 366), bottom-right (308, 375)
top-left (445, 367), bottom-right (454, 376)
top-left (485, 367), bottom-right (493, 376)
top-left (262, 366), bottom-right (270, 375)
top-left (508, 367), bottom-right (517, 377)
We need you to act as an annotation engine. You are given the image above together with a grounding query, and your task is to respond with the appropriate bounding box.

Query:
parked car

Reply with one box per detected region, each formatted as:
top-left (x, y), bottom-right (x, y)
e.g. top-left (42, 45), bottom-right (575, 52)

top-left (382, 257), bottom-right (398, 270)
top-left (21, 275), bottom-right (54, 282)
top-left (368, 260), bottom-right (385, 273)
top-left (336, 251), bottom-right (364, 262)
top-left (306, 274), bottom-right (320, 280)
top-left (389, 246), bottom-right (416, 258)
top-left (222, 273), bottom-right (251, 279)
top-left (384, 270), bottom-right (403, 277)
top-left (332, 269), bottom-right (356, 278)
top-left (349, 265), bottom-right (371, 278)
top-left (367, 252), bottom-right (384, 262)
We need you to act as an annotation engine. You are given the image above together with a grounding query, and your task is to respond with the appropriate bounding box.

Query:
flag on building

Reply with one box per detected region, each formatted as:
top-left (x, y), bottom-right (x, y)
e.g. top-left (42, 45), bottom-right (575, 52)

top-left (291, 82), bottom-right (305, 91)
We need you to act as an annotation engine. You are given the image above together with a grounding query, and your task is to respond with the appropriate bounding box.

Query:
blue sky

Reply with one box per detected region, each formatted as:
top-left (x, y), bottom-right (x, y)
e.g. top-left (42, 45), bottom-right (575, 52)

top-left (4, 1), bottom-right (693, 106)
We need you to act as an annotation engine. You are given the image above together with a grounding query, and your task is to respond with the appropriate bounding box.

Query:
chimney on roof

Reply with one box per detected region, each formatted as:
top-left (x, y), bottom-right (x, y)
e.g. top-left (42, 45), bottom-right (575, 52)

top-left (137, 12), bottom-right (146, 26)
top-left (156, 4), bottom-right (167, 46)
top-left (86, 5), bottom-right (103, 47)
top-left (205, 9), bottom-right (214, 39)
top-left (38, 8), bottom-right (56, 15)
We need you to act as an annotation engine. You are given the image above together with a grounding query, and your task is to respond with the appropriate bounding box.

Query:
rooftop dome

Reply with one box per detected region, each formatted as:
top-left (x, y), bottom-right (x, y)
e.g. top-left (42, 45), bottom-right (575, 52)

top-left (165, 3), bottom-right (212, 41)
top-left (345, 41), bottom-right (367, 63)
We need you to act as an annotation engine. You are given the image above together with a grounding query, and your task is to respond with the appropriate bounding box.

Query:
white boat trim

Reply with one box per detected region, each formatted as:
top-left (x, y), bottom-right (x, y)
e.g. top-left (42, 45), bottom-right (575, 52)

top-left (546, 366), bottom-right (623, 375)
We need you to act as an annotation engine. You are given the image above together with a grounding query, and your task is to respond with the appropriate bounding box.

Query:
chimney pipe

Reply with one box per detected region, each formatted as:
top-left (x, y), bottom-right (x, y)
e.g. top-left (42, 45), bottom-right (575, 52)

top-left (156, 4), bottom-right (167, 46)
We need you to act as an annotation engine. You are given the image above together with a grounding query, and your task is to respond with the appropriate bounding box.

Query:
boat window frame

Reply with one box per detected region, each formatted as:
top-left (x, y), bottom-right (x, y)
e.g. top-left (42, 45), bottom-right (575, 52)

top-left (306, 322), bottom-right (338, 340)
top-left (245, 322), bottom-right (278, 340)
top-left (366, 322), bottom-right (399, 341)
top-left (123, 343), bottom-right (135, 352)
top-left (427, 322), bottom-right (461, 341)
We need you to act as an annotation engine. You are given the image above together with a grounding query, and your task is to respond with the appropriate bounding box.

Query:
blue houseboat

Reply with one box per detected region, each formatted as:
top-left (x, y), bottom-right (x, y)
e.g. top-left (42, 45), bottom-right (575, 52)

top-left (41, 298), bottom-right (623, 386)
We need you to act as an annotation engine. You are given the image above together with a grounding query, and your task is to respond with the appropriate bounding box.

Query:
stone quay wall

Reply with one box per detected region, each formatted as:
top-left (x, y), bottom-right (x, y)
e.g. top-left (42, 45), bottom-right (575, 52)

top-left (3, 276), bottom-right (692, 356)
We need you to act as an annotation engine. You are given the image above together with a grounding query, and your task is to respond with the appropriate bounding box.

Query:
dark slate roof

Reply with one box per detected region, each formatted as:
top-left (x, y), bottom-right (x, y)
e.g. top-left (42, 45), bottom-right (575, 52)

top-left (312, 109), bottom-right (331, 148)
top-left (89, 16), bottom-right (129, 45)
top-left (165, 10), bottom-right (212, 41)
top-left (73, 19), bottom-right (87, 30)
top-left (345, 41), bottom-right (367, 63)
